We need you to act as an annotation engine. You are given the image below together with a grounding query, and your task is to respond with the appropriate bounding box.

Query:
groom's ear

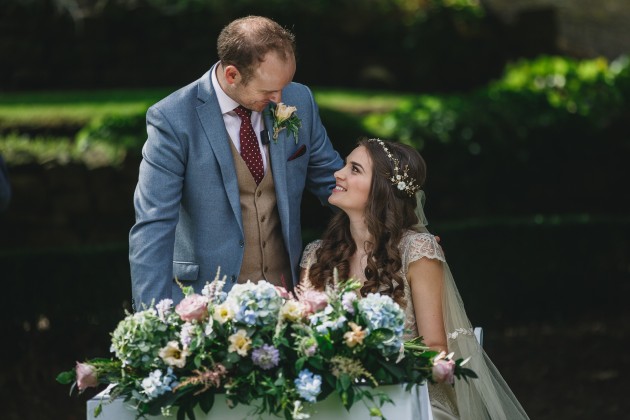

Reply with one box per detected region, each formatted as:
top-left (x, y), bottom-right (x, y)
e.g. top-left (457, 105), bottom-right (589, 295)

top-left (224, 65), bottom-right (240, 85)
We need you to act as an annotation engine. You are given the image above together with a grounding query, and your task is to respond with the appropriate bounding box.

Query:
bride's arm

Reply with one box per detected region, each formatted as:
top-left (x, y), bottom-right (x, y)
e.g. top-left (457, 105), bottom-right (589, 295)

top-left (407, 257), bottom-right (448, 353)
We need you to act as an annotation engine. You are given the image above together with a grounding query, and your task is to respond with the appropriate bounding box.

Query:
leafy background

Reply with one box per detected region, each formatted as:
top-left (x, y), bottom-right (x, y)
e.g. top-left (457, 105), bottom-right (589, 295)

top-left (0, 0), bottom-right (629, 419)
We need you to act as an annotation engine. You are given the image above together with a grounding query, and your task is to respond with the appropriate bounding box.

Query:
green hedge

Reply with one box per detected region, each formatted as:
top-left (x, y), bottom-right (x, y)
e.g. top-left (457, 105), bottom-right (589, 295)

top-left (365, 55), bottom-right (630, 218)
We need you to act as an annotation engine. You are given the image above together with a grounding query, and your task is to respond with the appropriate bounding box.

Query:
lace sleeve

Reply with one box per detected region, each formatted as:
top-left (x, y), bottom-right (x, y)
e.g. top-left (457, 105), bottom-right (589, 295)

top-left (299, 240), bottom-right (322, 269)
top-left (401, 232), bottom-right (446, 271)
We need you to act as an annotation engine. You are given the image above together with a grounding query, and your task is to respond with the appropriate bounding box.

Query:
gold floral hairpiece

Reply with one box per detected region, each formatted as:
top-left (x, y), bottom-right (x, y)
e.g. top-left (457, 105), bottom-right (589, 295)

top-left (367, 139), bottom-right (420, 197)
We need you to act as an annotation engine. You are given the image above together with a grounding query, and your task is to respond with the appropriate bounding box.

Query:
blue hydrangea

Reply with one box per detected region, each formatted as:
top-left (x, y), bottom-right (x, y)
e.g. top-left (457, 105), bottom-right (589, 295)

top-left (294, 369), bottom-right (322, 403)
top-left (358, 293), bottom-right (405, 356)
top-left (225, 280), bottom-right (283, 328)
top-left (140, 368), bottom-right (178, 402)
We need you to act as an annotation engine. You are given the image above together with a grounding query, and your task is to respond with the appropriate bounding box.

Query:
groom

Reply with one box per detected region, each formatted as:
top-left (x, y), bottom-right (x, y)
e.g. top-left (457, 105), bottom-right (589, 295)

top-left (129, 16), bottom-right (343, 309)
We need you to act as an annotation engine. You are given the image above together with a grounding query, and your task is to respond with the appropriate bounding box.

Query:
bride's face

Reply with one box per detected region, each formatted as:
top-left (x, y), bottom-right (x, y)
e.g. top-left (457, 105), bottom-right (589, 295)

top-left (328, 146), bottom-right (373, 215)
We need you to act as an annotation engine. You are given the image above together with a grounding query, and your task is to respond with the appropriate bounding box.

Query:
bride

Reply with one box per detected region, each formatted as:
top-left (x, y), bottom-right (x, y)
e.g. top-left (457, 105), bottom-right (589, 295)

top-left (300, 138), bottom-right (529, 420)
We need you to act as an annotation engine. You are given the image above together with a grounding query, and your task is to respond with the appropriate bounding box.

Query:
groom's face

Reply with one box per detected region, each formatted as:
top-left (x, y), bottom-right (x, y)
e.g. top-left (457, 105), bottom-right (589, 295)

top-left (229, 51), bottom-right (296, 112)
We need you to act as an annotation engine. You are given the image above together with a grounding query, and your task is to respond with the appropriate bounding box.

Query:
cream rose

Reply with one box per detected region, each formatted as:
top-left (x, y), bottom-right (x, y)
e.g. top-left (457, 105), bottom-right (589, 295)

top-left (274, 103), bottom-right (297, 123)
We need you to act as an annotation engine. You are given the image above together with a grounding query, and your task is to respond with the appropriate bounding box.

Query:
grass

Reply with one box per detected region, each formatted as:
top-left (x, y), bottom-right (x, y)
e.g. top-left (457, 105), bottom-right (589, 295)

top-left (0, 87), bottom-right (401, 165)
top-left (0, 88), bottom-right (174, 125)
top-left (0, 87), bottom-right (407, 125)
top-left (312, 88), bottom-right (414, 115)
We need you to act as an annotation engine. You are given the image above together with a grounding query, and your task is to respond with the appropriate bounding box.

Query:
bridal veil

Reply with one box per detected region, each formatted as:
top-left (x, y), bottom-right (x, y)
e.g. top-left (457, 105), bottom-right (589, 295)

top-left (414, 191), bottom-right (529, 420)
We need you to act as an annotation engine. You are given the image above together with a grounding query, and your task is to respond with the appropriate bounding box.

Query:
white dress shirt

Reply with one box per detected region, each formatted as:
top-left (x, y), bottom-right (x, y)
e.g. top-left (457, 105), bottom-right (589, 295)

top-left (211, 63), bottom-right (268, 172)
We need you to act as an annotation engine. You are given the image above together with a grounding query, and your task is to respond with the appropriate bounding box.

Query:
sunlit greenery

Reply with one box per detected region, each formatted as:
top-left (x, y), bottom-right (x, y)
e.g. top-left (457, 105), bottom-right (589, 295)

top-left (0, 89), bottom-right (172, 125)
top-left (365, 55), bottom-right (630, 147)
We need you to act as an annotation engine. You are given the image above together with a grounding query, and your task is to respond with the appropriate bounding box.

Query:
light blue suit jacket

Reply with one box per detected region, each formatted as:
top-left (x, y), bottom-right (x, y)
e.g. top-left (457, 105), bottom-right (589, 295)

top-left (129, 68), bottom-right (343, 308)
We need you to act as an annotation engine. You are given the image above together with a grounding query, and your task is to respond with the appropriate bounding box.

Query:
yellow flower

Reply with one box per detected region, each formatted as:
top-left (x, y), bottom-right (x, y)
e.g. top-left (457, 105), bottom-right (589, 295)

top-left (280, 300), bottom-right (304, 322)
top-left (159, 341), bottom-right (188, 368)
top-left (228, 329), bottom-right (252, 356)
top-left (343, 322), bottom-right (367, 348)
top-left (274, 102), bottom-right (297, 123)
top-left (213, 303), bottom-right (233, 324)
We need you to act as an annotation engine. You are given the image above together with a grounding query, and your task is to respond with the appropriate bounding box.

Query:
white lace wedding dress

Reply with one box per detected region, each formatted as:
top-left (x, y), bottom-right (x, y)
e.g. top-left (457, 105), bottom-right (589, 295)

top-left (300, 231), bottom-right (529, 420)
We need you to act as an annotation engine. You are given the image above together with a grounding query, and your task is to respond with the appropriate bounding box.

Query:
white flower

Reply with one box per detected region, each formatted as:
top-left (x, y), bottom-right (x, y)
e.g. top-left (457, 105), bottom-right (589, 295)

top-left (228, 329), bottom-right (252, 356)
top-left (179, 322), bottom-right (195, 349)
top-left (397, 181), bottom-right (406, 190)
top-left (292, 400), bottom-right (311, 419)
top-left (159, 341), bottom-right (188, 368)
top-left (213, 302), bottom-right (234, 324)
top-left (155, 299), bottom-right (173, 321)
top-left (271, 102), bottom-right (301, 143)
top-left (275, 102), bottom-right (297, 123)
top-left (280, 300), bottom-right (304, 322)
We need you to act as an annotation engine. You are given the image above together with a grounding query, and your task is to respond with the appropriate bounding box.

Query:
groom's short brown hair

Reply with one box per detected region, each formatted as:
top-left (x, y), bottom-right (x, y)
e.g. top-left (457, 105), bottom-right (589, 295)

top-left (217, 16), bottom-right (296, 84)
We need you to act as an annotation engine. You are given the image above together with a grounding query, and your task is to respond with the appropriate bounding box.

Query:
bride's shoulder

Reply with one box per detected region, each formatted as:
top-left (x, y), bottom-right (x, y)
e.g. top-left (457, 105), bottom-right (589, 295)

top-left (401, 230), bottom-right (445, 263)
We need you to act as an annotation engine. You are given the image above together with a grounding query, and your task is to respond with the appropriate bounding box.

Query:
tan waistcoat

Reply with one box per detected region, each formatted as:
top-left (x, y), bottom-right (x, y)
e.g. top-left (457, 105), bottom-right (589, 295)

top-left (229, 141), bottom-right (292, 287)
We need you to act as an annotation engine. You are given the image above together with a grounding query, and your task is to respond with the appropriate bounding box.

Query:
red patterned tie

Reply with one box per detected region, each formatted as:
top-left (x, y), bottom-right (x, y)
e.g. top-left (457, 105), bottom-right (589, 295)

top-left (234, 105), bottom-right (264, 184)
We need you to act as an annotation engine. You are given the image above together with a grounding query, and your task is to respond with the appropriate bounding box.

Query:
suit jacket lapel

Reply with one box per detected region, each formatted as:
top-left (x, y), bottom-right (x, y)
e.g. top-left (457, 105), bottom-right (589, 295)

top-left (196, 69), bottom-right (243, 234)
top-left (264, 105), bottom-right (290, 238)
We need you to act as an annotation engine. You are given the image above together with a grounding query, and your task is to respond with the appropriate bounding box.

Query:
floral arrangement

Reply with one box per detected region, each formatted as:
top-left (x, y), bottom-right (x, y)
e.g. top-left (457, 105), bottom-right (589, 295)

top-left (270, 102), bottom-right (301, 143)
top-left (58, 272), bottom-right (476, 419)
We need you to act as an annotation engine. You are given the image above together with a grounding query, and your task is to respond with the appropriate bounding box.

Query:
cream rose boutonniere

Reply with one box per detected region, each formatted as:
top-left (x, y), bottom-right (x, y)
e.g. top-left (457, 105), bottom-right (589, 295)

top-left (271, 102), bottom-right (301, 144)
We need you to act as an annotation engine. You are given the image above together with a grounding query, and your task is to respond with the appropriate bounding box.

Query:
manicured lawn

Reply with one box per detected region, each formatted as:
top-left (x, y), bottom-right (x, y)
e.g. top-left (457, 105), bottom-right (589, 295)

top-left (0, 87), bottom-right (408, 125)
top-left (0, 88), bottom-right (174, 124)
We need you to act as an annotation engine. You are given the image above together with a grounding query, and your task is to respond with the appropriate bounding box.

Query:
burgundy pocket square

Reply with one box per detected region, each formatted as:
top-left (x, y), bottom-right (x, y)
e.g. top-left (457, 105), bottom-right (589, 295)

top-left (287, 144), bottom-right (306, 161)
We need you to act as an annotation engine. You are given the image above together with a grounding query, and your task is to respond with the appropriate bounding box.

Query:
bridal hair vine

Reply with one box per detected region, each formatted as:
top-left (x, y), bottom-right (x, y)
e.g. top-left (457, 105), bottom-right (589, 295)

top-left (368, 138), bottom-right (420, 197)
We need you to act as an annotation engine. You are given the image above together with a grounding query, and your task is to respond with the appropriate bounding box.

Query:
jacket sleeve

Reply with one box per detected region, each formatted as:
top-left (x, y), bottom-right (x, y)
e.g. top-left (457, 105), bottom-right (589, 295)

top-left (129, 105), bottom-right (187, 309)
top-left (302, 86), bottom-right (344, 205)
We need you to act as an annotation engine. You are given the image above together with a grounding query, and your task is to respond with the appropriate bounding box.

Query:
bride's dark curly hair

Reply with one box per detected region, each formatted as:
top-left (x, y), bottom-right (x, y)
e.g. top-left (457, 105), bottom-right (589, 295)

top-left (308, 139), bottom-right (427, 306)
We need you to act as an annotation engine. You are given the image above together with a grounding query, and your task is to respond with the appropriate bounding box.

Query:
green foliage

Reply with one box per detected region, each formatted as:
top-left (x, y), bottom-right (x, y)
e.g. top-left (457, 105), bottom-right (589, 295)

top-left (363, 55), bottom-right (630, 218)
top-left (366, 55), bottom-right (630, 148)
top-left (56, 370), bottom-right (75, 385)
top-left (0, 134), bottom-right (77, 165)
top-left (76, 112), bottom-right (147, 160)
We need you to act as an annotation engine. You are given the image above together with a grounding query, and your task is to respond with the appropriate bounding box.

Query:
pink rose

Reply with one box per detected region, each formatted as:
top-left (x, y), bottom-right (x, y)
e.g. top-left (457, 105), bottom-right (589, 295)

top-left (175, 294), bottom-right (208, 322)
top-left (432, 359), bottom-right (455, 384)
top-left (75, 362), bottom-right (98, 392)
top-left (302, 290), bottom-right (328, 314)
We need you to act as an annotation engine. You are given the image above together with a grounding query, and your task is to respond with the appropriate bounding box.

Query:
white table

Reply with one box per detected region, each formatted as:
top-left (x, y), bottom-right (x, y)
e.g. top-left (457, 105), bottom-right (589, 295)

top-left (87, 383), bottom-right (433, 419)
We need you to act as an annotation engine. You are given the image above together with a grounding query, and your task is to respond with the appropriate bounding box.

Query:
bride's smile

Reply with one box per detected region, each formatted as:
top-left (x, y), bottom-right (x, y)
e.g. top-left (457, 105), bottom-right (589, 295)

top-left (328, 145), bottom-right (372, 216)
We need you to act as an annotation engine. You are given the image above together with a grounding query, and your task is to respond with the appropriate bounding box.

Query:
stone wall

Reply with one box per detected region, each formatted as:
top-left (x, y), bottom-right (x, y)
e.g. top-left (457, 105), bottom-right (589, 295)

top-left (481, 0), bottom-right (630, 58)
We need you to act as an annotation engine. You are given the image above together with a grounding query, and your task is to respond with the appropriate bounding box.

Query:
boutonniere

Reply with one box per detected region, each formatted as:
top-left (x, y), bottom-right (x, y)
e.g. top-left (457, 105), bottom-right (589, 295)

top-left (271, 102), bottom-right (301, 144)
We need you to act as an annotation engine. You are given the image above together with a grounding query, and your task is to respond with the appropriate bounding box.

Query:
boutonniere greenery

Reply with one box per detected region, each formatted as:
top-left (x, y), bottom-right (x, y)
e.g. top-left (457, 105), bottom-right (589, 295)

top-left (271, 102), bottom-right (301, 144)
